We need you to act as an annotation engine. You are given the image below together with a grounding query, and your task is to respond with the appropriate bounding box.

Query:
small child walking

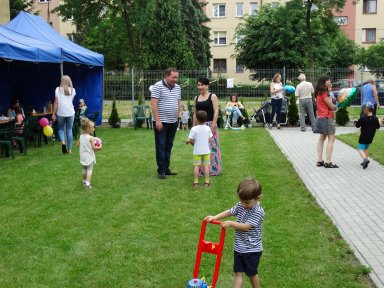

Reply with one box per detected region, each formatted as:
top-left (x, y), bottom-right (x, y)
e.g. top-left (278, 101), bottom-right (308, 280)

top-left (76, 118), bottom-right (102, 189)
top-left (181, 104), bottom-right (190, 130)
top-left (354, 102), bottom-right (380, 169)
top-left (186, 110), bottom-right (213, 187)
top-left (205, 177), bottom-right (264, 288)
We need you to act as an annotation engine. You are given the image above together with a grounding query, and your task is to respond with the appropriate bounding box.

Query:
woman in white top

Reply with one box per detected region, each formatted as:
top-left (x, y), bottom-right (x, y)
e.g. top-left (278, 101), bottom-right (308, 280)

top-left (52, 75), bottom-right (76, 154)
top-left (268, 73), bottom-right (285, 129)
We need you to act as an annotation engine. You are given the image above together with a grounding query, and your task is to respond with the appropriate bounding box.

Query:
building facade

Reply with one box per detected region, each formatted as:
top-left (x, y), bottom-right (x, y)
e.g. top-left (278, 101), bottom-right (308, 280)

top-left (0, 0), bottom-right (10, 24)
top-left (204, 0), bottom-right (289, 84)
top-left (31, 0), bottom-right (76, 40)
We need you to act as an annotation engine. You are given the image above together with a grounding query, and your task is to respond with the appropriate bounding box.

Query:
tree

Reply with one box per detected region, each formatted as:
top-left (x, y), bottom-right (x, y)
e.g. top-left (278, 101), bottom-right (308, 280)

top-left (53, 0), bottom-right (155, 70)
top-left (235, 1), bottom-right (356, 72)
top-left (180, 0), bottom-right (211, 68)
top-left (53, 0), bottom-right (211, 71)
top-left (356, 42), bottom-right (384, 77)
top-left (10, 0), bottom-right (35, 19)
top-left (145, 0), bottom-right (195, 69)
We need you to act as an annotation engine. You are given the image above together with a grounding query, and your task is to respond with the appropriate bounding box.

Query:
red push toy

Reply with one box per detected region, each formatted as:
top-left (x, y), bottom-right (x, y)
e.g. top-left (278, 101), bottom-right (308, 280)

top-left (192, 219), bottom-right (226, 288)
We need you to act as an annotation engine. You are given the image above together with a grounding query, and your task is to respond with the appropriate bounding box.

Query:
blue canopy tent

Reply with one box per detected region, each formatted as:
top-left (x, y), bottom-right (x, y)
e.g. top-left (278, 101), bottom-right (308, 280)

top-left (0, 24), bottom-right (62, 115)
top-left (6, 12), bottom-right (104, 124)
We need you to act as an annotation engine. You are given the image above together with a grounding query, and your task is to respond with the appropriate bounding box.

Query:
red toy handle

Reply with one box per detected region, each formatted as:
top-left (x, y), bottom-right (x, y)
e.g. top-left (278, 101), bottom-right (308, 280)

top-left (193, 219), bottom-right (226, 288)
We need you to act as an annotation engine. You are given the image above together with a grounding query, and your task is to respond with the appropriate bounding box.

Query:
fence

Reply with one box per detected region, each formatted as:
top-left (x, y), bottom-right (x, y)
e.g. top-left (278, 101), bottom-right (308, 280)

top-left (103, 67), bottom-right (384, 105)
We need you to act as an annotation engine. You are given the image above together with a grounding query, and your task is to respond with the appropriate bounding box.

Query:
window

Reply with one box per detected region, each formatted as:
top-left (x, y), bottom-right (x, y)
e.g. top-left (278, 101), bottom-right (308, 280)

top-left (362, 28), bottom-right (376, 43)
top-left (236, 3), bottom-right (244, 17)
top-left (213, 32), bottom-right (227, 45)
top-left (235, 34), bottom-right (245, 44)
top-left (213, 4), bottom-right (226, 17)
top-left (236, 59), bottom-right (244, 73)
top-left (250, 3), bottom-right (257, 15)
top-left (363, 0), bottom-right (377, 14)
top-left (271, 2), bottom-right (280, 8)
top-left (334, 16), bottom-right (348, 26)
top-left (38, 0), bottom-right (51, 2)
top-left (213, 59), bottom-right (227, 73)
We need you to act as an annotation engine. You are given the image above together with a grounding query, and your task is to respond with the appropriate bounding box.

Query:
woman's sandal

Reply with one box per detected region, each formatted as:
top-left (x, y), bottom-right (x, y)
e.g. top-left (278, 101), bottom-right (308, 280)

top-left (204, 182), bottom-right (212, 187)
top-left (316, 160), bottom-right (324, 167)
top-left (324, 162), bottom-right (339, 168)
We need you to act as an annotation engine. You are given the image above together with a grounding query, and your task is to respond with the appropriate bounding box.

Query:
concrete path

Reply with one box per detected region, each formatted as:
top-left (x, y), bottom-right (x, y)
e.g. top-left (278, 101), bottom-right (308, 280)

top-left (268, 126), bottom-right (384, 287)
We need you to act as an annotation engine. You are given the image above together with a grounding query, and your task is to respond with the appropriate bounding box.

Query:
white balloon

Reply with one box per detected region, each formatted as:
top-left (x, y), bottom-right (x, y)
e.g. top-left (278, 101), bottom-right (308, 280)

top-left (149, 85), bottom-right (153, 92)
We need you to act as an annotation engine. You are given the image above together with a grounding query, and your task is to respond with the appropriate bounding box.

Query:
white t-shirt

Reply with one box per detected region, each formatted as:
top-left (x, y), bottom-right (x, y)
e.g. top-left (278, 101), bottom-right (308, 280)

top-left (79, 134), bottom-right (96, 166)
top-left (295, 81), bottom-right (314, 100)
top-left (271, 82), bottom-right (284, 99)
top-left (188, 124), bottom-right (213, 155)
top-left (55, 87), bottom-right (76, 117)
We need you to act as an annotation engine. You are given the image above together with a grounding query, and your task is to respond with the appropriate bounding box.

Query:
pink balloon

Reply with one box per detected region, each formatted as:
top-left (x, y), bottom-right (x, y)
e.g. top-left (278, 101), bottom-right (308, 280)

top-left (39, 117), bottom-right (49, 127)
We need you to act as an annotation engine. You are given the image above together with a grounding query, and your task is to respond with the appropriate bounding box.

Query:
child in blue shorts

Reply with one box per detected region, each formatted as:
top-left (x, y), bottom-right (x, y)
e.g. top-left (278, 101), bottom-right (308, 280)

top-left (186, 110), bottom-right (213, 187)
top-left (205, 177), bottom-right (264, 288)
top-left (354, 102), bottom-right (381, 169)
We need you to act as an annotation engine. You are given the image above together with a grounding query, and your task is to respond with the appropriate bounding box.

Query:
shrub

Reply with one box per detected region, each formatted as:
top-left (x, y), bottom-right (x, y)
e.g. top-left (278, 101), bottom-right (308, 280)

top-left (108, 100), bottom-right (121, 128)
top-left (336, 107), bottom-right (349, 126)
top-left (287, 94), bottom-right (299, 126)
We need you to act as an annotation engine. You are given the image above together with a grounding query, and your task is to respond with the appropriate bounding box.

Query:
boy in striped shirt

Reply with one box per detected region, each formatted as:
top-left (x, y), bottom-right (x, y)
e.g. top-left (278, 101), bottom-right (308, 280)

top-left (205, 177), bottom-right (264, 288)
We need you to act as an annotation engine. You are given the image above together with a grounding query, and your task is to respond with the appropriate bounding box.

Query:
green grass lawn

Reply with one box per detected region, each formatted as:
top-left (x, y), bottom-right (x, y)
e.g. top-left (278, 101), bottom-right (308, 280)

top-left (0, 128), bottom-right (374, 287)
top-left (337, 130), bottom-right (384, 165)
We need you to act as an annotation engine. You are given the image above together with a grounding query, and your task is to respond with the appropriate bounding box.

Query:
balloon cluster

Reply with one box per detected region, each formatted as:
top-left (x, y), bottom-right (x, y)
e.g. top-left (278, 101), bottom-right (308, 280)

top-left (39, 117), bottom-right (53, 137)
top-left (336, 87), bottom-right (357, 108)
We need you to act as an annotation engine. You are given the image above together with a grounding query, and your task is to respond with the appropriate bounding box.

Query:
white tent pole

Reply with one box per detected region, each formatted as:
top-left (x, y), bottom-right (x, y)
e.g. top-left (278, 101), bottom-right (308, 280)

top-left (60, 63), bottom-right (63, 76)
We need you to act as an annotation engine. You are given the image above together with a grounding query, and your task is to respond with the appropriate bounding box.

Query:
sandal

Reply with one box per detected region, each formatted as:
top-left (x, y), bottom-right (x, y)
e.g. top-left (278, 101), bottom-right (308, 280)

top-left (324, 162), bottom-right (339, 168)
top-left (316, 161), bottom-right (324, 167)
top-left (204, 182), bottom-right (212, 187)
top-left (192, 183), bottom-right (199, 187)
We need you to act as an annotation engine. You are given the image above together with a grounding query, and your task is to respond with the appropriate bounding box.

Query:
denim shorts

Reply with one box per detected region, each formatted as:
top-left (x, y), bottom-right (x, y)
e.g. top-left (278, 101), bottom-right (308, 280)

top-left (234, 251), bottom-right (262, 276)
top-left (358, 143), bottom-right (370, 150)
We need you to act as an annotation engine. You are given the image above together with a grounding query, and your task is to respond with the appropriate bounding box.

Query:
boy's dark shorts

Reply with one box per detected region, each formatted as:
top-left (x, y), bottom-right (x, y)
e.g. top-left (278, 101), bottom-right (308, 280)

top-left (234, 251), bottom-right (262, 276)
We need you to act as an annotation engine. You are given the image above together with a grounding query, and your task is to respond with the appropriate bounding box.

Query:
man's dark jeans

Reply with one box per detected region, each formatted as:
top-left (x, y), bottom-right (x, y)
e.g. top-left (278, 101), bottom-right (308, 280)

top-left (153, 122), bottom-right (178, 174)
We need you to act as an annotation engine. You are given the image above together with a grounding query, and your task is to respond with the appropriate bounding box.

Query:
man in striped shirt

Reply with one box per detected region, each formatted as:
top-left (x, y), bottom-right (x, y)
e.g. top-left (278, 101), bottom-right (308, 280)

top-left (151, 67), bottom-right (181, 179)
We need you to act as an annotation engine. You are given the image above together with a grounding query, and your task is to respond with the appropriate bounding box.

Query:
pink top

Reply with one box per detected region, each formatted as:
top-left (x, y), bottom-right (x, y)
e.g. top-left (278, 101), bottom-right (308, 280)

top-left (316, 92), bottom-right (334, 118)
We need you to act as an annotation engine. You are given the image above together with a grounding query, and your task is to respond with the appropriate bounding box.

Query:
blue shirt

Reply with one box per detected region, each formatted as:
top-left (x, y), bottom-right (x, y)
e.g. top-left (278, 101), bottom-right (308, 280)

top-left (362, 83), bottom-right (375, 105)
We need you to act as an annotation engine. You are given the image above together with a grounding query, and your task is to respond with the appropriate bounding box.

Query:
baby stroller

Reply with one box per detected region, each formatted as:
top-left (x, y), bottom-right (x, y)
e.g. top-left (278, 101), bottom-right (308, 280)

top-left (250, 97), bottom-right (288, 127)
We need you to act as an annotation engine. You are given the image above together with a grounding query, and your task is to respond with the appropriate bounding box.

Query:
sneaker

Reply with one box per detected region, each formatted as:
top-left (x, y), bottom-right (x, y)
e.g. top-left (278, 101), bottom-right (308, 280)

top-left (158, 172), bottom-right (166, 179)
top-left (277, 124), bottom-right (281, 130)
top-left (84, 183), bottom-right (92, 189)
top-left (165, 170), bottom-right (177, 176)
top-left (362, 158), bottom-right (370, 169)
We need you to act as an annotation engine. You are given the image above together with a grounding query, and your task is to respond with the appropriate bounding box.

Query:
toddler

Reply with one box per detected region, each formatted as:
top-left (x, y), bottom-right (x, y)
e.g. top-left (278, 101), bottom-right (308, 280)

top-left (205, 177), bottom-right (264, 288)
top-left (76, 118), bottom-right (102, 189)
top-left (354, 102), bottom-right (380, 169)
top-left (186, 110), bottom-right (213, 187)
top-left (181, 104), bottom-right (190, 130)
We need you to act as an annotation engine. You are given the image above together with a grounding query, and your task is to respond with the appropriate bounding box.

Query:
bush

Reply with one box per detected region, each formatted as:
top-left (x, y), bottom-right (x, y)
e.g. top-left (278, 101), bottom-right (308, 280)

top-left (287, 94), bottom-right (299, 126)
top-left (108, 100), bottom-right (121, 128)
top-left (336, 107), bottom-right (349, 126)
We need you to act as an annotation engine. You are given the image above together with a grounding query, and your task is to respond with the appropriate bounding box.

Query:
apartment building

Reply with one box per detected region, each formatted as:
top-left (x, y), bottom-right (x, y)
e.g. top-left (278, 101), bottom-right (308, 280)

top-left (31, 0), bottom-right (76, 41)
top-left (0, 0), bottom-right (10, 24)
top-left (334, 0), bottom-right (384, 47)
top-left (204, 0), bottom-right (289, 84)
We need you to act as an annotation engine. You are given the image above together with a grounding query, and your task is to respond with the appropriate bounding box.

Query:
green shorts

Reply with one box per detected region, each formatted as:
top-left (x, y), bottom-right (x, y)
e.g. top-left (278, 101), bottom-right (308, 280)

top-left (193, 154), bottom-right (210, 166)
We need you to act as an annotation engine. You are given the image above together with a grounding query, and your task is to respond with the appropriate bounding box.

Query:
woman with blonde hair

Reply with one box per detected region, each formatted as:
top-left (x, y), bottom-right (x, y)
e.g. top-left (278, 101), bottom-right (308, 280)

top-left (52, 75), bottom-right (76, 154)
top-left (268, 73), bottom-right (285, 129)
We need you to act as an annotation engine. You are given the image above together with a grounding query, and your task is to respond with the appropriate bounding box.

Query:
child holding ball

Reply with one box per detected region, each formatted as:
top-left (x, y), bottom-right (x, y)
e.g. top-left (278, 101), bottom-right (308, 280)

top-left (76, 118), bottom-right (102, 189)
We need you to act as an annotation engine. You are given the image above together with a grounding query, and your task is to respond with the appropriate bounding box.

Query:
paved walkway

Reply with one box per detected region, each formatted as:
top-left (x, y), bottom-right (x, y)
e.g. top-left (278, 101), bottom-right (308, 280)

top-left (268, 126), bottom-right (384, 288)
